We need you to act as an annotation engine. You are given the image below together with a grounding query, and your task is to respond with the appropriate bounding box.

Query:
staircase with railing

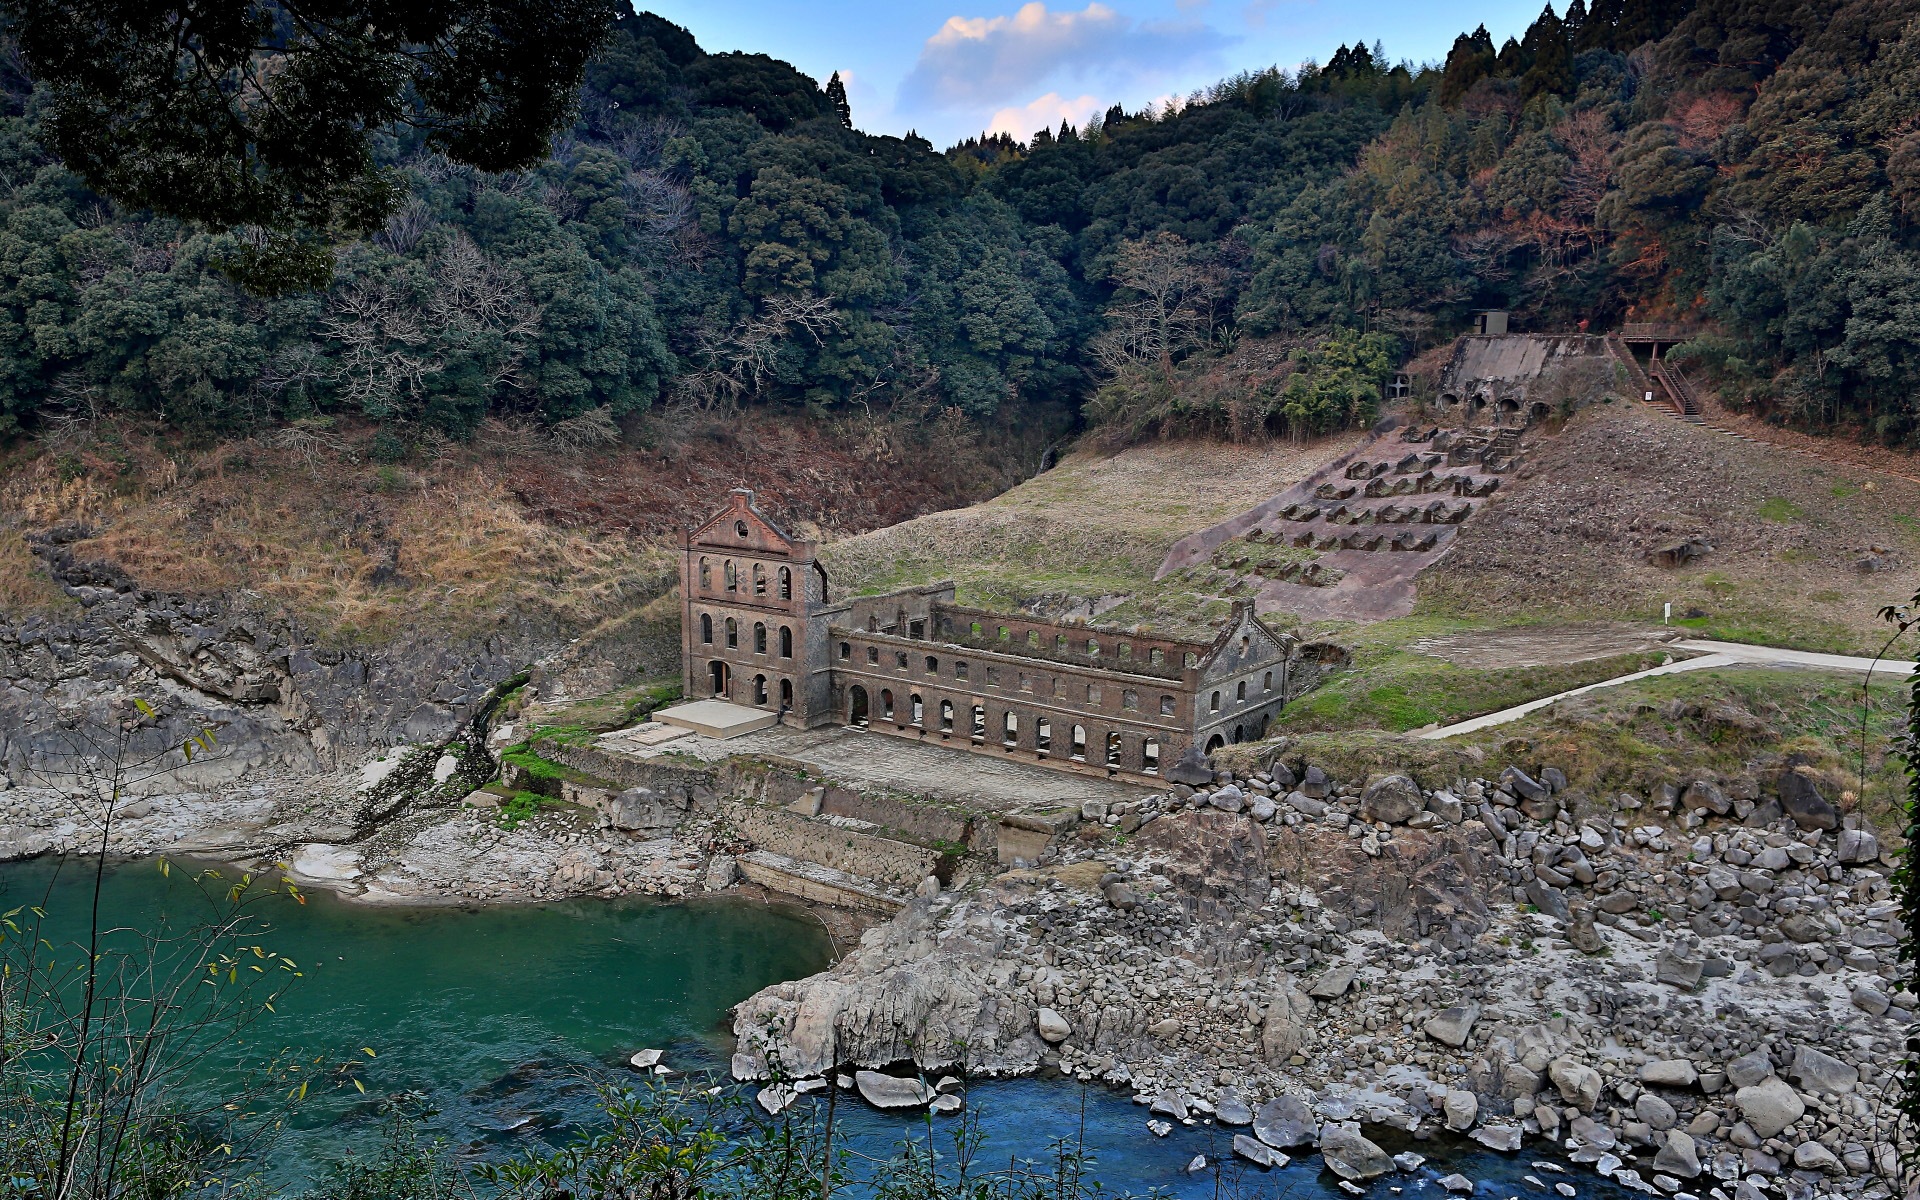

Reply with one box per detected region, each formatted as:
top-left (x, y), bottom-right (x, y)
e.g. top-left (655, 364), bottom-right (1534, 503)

top-left (1649, 357), bottom-right (1702, 421)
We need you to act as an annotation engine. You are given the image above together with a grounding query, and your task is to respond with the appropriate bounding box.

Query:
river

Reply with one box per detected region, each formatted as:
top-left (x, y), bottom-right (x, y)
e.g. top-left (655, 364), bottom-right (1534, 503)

top-left (0, 857), bottom-right (1628, 1199)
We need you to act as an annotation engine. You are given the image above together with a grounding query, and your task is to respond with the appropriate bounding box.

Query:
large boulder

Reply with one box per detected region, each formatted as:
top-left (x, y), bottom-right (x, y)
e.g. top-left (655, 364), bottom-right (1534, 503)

top-left (1035, 1008), bottom-right (1070, 1044)
top-left (1724, 1050), bottom-right (1774, 1089)
top-left (1318, 1123), bottom-right (1394, 1180)
top-left (1260, 978), bottom-right (1312, 1062)
top-left (1548, 1058), bottom-right (1603, 1110)
top-left (1443, 1089), bottom-right (1479, 1131)
top-left (1359, 774), bottom-right (1423, 824)
top-left (1164, 746), bottom-right (1216, 786)
top-left (1254, 1094), bottom-right (1318, 1149)
top-left (1788, 1046), bottom-right (1858, 1095)
top-left (856, 1071), bottom-right (936, 1109)
top-left (1836, 828), bottom-right (1881, 863)
top-left (1775, 770), bottom-right (1838, 831)
top-left (1640, 1059), bottom-right (1699, 1089)
top-left (1308, 964), bottom-right (1357, 1000)
top-left (1735, 1076), bottom-right (1805, 1138)
top-left (1653, 1130), bottom-right (1703, 1178)
top-left (1424, 1004), bottom-right (1481, 1048)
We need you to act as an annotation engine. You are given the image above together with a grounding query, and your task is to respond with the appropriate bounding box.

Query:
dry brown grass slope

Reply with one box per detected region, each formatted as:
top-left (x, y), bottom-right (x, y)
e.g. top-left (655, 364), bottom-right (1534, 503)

top-left (1419, 398), bottom-right (1920, 655)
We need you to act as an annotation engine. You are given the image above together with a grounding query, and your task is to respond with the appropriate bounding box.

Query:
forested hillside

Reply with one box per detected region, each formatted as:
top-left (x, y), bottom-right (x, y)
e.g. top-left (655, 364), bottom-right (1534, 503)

top-left (0, 0), bottom-right (1914, 453)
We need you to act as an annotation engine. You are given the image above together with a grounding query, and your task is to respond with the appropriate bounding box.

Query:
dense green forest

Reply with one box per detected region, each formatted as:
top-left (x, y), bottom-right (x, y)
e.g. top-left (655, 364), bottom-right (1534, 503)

top-left (0, 0), bottom-right (1915, 450)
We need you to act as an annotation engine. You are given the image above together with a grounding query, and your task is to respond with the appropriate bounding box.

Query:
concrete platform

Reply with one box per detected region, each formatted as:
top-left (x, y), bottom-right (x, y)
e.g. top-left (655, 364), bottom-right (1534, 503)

top-left (653, 700), bottom-right (780, 740)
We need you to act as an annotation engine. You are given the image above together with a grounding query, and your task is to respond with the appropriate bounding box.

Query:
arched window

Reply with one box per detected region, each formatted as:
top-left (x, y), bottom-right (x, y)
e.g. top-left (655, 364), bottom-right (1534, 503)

top-left (753, 564), bottom-right (766, 595)
top-left (1210, 690), bottom-right (1221, 712)
top-left (1070, 725), bottom-right (1087, 761)
top-left (735, 520), bottom-right (749, 538)
top-left (954, 661), bottom-right (969, 681)
top-left (839, 642), bottom-right (851, 660)
top-left (910, 694), bottom-right (924, 726)
top-left (1086, 638), bottom-right (1099, 656)
top-left (880, 689), bottom-right (895, 720)
top-left (725, 618), bottom-right (738, 649)
top-left (1263, 671), bottom-right (1273, 692)
top-left (1150, 648), bottom-right (1164, 667)
top-left (699, 557), bottom-right (711, 590)
top-left (700, 613), bottom-right (713, 644)
top-left (1117, 641), bottom-right (1131, 660)
top-left (778, 566), bottom-right (792, 600)
top-left (779, 678), bottom-right (793, 709)
top-left (1237, 680), bottom-right (1247, 701)
top-left (1143, 740), bottom-right (1161, 774)
top-left (1028, 630), bottom-right (1041, 648)
top-left (1183, 652), bottom-right (1198, 668)
top-left (780, 626), bottom-right (793, 658)
top-left (1122, 690), bottom-right (1138, 710)
top-left (753, 674), bottom-right (768, 705)
top-left (970, 705), bottom-right (986, 742)
top-left (724, 560), bottom-right (737, 591)
top-left (1002, 711), bottom-right (1018, 746)
top-left (1036, 718), bottom-right (1052, 753)
top-left (1106, 732), bottom-right (1123, 767)
top-left (925, 655), bottom-right (939, 673)
top-left (1160, 695), bottom-right (1176, 716)
top-left (939, 700), bottom-right (954, 732)
top-left (754, 622), bottom-right (767, 654)
top-left (1055, 634), bottom-right (1067, 653)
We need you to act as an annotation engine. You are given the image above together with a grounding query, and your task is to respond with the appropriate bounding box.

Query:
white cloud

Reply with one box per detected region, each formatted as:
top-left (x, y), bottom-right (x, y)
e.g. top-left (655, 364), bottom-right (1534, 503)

top-left (899, 2), bottom-right (1232, 111)
top-left (986, 91), bottom-right (1104, 138)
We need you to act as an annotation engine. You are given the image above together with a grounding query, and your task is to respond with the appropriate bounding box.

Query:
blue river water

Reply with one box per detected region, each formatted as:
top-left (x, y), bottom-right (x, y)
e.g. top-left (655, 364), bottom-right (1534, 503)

top-left (0, 856), bottom-right (1630, 1199)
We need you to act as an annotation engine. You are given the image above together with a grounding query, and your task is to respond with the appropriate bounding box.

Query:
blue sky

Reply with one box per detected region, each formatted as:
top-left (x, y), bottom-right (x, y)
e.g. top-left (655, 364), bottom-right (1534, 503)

top-left (642, 0), bottom-right (1551, 148)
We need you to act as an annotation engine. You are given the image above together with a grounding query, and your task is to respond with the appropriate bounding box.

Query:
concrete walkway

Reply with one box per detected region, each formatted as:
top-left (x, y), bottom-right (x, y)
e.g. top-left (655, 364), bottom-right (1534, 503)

top-left (1419, 639), bottom-right (1916, 741)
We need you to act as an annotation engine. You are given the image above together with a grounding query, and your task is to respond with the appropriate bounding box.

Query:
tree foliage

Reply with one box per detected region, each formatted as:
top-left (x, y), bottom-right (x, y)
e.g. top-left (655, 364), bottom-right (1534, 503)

top-left (1, 0), bottom-right (1916, 450)
top-left (11, 0), bottom-right (621, 292)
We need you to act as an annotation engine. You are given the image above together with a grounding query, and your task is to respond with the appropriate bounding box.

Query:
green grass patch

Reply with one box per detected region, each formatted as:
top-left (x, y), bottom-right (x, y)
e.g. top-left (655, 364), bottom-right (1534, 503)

top-left (1756, 497), bottom-right (1803, 522)
top-left (497, 790), bottom-right (556, 831)
top-left (1275, 649), bottom-right (1659, 734)
top-left (533, 679), bottom-right (683, 736)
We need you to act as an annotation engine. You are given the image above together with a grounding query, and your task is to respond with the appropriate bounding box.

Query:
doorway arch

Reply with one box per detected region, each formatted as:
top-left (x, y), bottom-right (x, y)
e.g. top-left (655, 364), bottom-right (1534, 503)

top-left (708, 661), bottom-right (730, 697)
top-left (848, 685), bottom-right (869, 726)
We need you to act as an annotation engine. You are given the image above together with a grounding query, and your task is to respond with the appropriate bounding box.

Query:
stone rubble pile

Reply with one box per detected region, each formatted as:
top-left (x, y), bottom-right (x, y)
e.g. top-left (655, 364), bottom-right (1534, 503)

top-left (733, 755), bottom-right (1912, 1200)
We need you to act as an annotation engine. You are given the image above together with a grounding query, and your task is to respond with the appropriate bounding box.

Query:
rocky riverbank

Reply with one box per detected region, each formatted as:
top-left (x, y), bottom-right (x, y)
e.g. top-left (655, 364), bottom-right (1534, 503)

top-left (730, 760), bottom-right (1913, 1200)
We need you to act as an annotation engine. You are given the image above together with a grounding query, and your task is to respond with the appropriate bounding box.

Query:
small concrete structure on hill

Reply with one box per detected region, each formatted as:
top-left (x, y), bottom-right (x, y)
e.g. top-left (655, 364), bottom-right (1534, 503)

top-left (677, 488), bottom-right (1296, 778)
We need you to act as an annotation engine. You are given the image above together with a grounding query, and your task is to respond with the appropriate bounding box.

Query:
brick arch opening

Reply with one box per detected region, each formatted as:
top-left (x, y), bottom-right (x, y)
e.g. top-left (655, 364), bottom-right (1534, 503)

top-left (708, 661), bottom-right (730, 697)
top-left (848, 685), bottom-right (869, 726)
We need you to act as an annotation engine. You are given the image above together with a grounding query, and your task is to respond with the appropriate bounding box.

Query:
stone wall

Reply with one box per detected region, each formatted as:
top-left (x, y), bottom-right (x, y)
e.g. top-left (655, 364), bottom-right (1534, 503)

top-left (721, 800), bottom-right (939, 889)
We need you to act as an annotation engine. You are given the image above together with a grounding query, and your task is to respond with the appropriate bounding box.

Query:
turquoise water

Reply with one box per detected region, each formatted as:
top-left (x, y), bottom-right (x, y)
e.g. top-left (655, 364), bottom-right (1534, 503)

top-left (0, 858), bottom-right (1630, 1199)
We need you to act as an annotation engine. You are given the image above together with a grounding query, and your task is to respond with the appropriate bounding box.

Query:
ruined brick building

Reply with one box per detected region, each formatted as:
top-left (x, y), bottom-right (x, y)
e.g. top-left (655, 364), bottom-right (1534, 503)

top-left (677, 490), bottom-right (1296, 779)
